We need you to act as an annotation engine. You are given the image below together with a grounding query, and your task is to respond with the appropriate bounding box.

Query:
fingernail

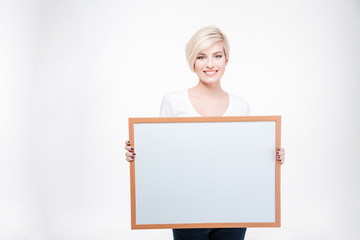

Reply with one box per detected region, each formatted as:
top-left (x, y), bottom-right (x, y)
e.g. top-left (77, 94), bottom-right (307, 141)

top-left (278, 148), bottom-right (280, 151)
top-left (276, 152), bottom-right (279, 154)
top-left (131, 157), bottom-right (134, 160)
top-left (133, 153), bottom-right (136, 155)
top-left (277, 156), bottom-right (280, 159)
top-left (127, 141), bottom-right (131, 144)
top-left (131, 147), bottom-right (134, 150)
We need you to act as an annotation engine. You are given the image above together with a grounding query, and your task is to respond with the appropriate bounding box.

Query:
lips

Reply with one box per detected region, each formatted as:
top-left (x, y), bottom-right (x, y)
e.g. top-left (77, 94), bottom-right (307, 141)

top-left (204, 70), bottom-right (218, 76)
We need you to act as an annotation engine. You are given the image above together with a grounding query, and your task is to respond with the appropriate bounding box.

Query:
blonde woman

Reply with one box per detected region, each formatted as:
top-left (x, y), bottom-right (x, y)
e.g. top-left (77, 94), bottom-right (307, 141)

top-left (125, 26), bottom-right (285, 240)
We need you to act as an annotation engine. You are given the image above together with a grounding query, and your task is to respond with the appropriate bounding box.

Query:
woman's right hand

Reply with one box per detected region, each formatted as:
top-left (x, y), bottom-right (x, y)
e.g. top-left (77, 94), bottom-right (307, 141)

top-left (124, 140), bottom-right (136, 162)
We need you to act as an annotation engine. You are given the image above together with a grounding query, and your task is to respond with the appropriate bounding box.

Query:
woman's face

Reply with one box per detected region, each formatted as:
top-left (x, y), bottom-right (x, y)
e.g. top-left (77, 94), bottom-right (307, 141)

top-left (194, 41), bottom-right (228, 85)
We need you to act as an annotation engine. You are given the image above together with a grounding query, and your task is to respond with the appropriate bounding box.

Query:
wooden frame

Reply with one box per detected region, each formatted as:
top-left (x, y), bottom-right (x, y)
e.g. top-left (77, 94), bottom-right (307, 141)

top-left (129, 116), bottom-right (281, 229)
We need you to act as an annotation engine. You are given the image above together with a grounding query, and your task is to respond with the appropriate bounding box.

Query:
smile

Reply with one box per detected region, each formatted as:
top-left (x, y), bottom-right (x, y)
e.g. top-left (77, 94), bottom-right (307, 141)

top-left (204, 70), bottom-right (218, 76)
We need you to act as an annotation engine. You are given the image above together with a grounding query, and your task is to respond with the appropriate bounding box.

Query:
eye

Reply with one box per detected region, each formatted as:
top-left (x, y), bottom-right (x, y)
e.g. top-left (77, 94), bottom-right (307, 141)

top-left (215, 54), bottom-right (223, 59)
top-left (197, 56), bottom-right (206, 60)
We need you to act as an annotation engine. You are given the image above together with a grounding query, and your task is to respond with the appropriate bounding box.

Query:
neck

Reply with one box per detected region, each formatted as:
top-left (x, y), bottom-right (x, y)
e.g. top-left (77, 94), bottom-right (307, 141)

top-left (191, 80), bottom-right (224, 97)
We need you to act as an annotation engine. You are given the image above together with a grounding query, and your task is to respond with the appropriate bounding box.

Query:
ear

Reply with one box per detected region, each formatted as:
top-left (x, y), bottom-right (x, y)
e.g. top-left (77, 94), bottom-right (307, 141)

top-left (225, 57), bottom-right (229, 66)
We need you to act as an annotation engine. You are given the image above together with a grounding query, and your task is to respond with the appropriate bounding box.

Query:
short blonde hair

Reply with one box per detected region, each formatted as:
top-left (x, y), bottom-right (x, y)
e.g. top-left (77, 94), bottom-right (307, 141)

top-left (185, 26), bottom-right (230, 72)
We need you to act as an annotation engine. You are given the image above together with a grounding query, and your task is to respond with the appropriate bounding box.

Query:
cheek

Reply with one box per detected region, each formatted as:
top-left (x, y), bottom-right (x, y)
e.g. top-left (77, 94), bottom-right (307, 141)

top-left (218, 62), bottom-right (226, 71)
top-left (221, 60), bottom-right (228, 68)
top-left (195, 62), bottom-right (204, 72)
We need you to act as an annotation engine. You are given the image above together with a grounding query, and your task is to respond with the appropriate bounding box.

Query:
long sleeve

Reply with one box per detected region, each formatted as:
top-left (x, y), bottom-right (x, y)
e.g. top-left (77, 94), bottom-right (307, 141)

top-left (159, 94), bottom-right (172, 117)
top-left (245, 101), bottom-right (250, 116)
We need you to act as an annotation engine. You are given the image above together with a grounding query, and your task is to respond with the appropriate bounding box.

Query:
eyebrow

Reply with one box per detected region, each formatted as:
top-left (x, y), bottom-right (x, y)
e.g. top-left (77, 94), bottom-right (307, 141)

top-left (213, 51), bottom-right (224, 55)
top-left (197, 51), bottom-right (224, 56)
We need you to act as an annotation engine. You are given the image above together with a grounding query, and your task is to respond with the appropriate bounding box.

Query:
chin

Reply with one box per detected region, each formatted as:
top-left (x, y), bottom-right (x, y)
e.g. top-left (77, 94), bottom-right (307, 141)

top-left (200, 78), bottom-right (220, 84)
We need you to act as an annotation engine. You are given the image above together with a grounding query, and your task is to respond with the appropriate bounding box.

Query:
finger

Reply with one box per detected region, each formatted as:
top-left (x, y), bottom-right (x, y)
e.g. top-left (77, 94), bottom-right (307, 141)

top-left (277, 158), bottom-right (284, 164)
top-left (125, 152), bottom-right (136, 157)
top-left (125, 140), bottom-right (131, 146)
top-left (277, 147), bottom-right (285, 152)
top-left (125, 146), bottom-right (134, 152)
top-left (126, 156), bottom-right (134, 162)
top-left (276, 151), bottom-right (285, 156)
top-left (276, 155), bottom-right (285, 161)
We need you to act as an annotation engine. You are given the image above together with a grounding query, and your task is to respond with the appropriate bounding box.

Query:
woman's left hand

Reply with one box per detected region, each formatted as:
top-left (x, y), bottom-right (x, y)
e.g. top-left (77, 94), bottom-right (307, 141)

top-left (276, 147), bottom-right (285, 165)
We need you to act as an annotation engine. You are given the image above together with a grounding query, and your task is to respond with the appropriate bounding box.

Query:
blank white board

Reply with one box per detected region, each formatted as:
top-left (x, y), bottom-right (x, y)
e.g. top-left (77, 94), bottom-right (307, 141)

top-left (128, 116), bottom-right (281, 229)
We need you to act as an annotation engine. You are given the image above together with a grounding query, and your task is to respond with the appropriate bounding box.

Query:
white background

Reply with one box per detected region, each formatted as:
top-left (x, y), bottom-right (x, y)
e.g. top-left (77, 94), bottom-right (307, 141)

top-left (1, 0), bottom-right (359, 240)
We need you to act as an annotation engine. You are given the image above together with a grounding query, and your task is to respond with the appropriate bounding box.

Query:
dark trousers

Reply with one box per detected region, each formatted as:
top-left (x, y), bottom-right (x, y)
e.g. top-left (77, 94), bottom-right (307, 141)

top-left (173, 228), bottom-right (246, 240)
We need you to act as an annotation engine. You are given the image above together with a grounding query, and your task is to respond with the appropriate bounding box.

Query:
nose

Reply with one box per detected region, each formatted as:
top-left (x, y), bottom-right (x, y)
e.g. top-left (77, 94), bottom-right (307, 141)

top-left (206, 58), bottom-right (214, 69)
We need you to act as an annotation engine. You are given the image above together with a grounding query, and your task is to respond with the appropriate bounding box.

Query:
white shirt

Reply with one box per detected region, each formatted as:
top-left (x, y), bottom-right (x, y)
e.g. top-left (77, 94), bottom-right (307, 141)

top-left (160, 89), bottom-right (250, 117)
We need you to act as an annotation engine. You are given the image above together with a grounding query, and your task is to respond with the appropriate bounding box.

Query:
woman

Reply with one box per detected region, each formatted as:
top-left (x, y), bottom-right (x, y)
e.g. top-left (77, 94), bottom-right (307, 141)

top-left (125, 26), bottom-right (285, 240)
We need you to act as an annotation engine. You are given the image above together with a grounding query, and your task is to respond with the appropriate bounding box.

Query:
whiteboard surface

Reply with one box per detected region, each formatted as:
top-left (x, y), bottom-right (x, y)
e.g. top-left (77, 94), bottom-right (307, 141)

top-left (134, 121), bottom-right (276, 225)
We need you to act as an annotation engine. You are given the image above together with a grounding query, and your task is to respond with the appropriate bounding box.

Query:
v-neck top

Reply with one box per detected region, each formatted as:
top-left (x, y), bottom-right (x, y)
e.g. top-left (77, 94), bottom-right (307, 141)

top-left (160, 89), bottom-right (250, 117)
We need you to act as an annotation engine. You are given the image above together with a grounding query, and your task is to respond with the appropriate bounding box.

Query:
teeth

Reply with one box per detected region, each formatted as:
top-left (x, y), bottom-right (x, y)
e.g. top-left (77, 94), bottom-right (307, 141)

top-left (205, 71), bottom-right (216, 74)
